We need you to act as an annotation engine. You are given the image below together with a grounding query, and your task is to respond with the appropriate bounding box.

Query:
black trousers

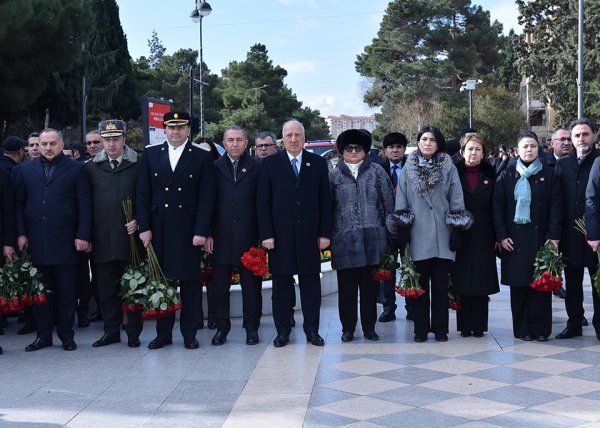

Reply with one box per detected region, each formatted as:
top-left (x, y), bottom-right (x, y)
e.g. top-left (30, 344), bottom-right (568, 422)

top-left (199, 279), bottom-right (216, 324)
top-left (509, 286), bottom-right (552, 338)
top-left (95, 260), bottom-right (142, 337)
top-left (564, 266), bottom-right (600, 333)
top-left (213, 264), bottom-right (262, 333)
top-left (272, 273), bottom-right (320, 336)
top-left (35, 264), bottom-right (77, 341)
top-left (156, 280), bottom-right (200, 340)
top-left (76, 253), bottom-right (92, 320)
top-left (413, 258), bottom-right (451, 337)
top-left (456, 295), bottom-right (489, 334)
top-left (337, 266), bottom-right (378, 333)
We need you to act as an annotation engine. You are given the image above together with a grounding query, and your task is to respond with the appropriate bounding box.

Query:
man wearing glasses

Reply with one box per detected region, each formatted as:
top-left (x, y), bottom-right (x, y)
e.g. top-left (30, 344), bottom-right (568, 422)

top-left (550, 128), bottom-right (573, 160)
top-left (86, 130), bottom-right (104, 157)
top-left (254, 131), bottom-right (279, 160)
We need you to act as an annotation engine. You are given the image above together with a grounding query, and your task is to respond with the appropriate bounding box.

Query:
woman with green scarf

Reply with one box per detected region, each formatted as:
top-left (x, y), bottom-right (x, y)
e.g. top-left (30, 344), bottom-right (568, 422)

top-left (493, 130), bottom-right (562, 341)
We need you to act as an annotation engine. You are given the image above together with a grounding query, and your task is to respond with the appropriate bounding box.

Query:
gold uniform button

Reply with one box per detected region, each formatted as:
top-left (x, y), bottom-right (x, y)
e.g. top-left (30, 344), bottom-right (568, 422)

top-left (165, 187), bottom-right (169, 191)
top-left (178, 187), bottom-right (182, 191)
top-left (178, 205), bottom-right (183, 208)
top-left (189, 174), bottom-right (193, 178)
top-left (154, 173), bottom-right (158, 176)
top-left (164, 203), bottom-right (169, 208)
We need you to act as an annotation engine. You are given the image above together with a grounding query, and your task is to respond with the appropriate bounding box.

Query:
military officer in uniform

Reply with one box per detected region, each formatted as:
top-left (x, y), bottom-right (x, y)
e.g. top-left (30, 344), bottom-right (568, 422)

top-left (87, 120), bottom-right (142, 348)
top-left (136, 112), bottom-right (216, 349)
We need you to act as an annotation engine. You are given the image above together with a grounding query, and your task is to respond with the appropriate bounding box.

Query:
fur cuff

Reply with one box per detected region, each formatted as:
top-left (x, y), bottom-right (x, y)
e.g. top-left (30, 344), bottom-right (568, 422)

top-left (385, 209), bottom-right (415, 234)
top-left (446, 210), bottom-right (474, 231)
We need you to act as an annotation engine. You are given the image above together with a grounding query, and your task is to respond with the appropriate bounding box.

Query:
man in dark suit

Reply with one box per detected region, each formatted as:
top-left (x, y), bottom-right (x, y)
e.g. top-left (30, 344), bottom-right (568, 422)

top-left (0, 168), bottom-right (17, 352)
top-left (205, 125), bottom-right (262, 346)
top-left (87, 120), bottom-right (142, 348)
top-left (556, 118), bottom-right (600, 339)
top-left (257, 119), bottom-right (332, 347)
top-left (379, 133), bottom-right (408, 322)
top-left (0, 136), bottom-right (26, 172)
top-left (136, 111), bottom-right (215, 350)
top-left (15, 128), bottom-right (92, 352)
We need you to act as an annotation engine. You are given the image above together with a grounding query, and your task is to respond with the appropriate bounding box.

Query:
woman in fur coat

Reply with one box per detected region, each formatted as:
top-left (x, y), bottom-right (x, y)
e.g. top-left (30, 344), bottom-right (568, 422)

top-left (389, 126), bottom-right (473, 342)
top-left (329, 129), bottom-right (395, 342)
top-left (451, 136), bottom-right (499, 338)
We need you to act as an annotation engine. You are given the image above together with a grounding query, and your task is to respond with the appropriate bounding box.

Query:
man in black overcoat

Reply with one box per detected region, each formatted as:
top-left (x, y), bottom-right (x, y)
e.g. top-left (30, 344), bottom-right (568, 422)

top-left (257, 119), bottom-right (332, 347)
top-left (136, 112), bottom-right (215, 350)
top-left (556, 118), bottom-right (600, 339)
top-left (378, 132), bottom-right (409, 323)
top-left (86, 120), bottom-right (142, 348)
top-left (15, 128), bottom-right (92, 352)
top-left (0, 168), bottom-right (16, 354)
top-left (205, 125), bottom-right (262, 346)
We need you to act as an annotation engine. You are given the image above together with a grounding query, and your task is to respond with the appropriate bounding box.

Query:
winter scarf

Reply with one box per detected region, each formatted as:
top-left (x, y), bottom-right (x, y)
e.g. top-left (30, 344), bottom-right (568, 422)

top-left (514, 157), bottom-right (542, 224)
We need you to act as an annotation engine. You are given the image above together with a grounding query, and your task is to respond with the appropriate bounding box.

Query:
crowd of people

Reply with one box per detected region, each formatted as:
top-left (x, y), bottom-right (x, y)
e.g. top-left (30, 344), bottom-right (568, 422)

top-left (1, 112), bottom-right (599, 355)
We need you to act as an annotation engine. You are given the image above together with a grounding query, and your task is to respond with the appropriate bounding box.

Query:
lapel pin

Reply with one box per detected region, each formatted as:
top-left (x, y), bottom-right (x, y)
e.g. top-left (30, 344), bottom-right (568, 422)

top-left (540, 177), bottom-right (545, 181)
top-left (241, 168), bottom-right (247, 173)
top-left (483, 180), bottom-right (489, 184)
top-left (306, 162), bottom-right (311, 167)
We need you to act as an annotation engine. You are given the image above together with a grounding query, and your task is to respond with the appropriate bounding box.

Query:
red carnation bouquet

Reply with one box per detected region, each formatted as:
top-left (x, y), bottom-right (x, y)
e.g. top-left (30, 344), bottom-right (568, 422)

top-left (241, 246), bottom-right (269, 277)
top-left (373, 250), bottom-right (400, 281)
top-left (395, 244), bottom-right (425, 298)
top-left (447, 277), bottom-right (462, 311)
top-left (0, 249), bottom-right (47, 314)
top-left (530, 242), bottom-right (565, 292)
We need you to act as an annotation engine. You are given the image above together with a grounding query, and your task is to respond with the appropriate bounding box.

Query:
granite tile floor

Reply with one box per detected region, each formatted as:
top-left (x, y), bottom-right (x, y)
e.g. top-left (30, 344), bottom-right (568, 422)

top-left (1, 280), bottom-right (600, 427)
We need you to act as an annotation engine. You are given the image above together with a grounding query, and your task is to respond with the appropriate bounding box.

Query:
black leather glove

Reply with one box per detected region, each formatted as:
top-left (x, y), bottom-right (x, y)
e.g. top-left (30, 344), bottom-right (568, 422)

top-left (398, 228), bottom-right (411, 254)
top-left (449, 229), bottom-right (462, 252)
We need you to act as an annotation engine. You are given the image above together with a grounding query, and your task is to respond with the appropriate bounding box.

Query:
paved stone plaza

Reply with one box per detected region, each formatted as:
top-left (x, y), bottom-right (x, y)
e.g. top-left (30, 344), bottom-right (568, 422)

top-left (2, 280), bottom-right (600, 427)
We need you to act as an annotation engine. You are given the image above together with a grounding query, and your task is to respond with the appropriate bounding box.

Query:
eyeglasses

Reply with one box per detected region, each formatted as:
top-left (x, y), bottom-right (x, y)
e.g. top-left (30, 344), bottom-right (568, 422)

top-left (256, 143), bottom-right (276, 149)
top-left (87, 140), bottom-right (102, 145)
top-left (553, 137), bottom-right (572, 142)
top-left (344, 145), bottom-right (364, 153)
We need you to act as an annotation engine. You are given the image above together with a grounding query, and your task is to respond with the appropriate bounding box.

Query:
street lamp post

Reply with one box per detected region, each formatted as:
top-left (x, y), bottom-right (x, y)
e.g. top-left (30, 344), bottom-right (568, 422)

top-left (190, 1), bottom-right (212, 137)
top-left (460, 79), bottom-right (482, 128)
top-left (252, 84), bottom-right (268, 106)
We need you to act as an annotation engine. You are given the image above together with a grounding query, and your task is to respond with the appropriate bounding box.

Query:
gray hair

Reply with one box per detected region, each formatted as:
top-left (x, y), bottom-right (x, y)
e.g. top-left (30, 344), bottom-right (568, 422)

top-left (40, 128), bottom-right (64, 143)
top-left (223, 125), bottom-right (246, 139)
top-left (282, 119), bottom-right (305, 136)
top-left (551, 127), bottom-right (570, 140)
top-left (86, 130), bottom-right (101, 138)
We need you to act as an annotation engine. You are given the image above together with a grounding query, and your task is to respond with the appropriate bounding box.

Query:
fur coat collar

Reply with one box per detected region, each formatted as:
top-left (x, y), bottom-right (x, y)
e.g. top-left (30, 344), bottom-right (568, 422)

top-left (404, 150), bottom-right (454, 195)
top-left (93, 145), bottom-right (138, 164)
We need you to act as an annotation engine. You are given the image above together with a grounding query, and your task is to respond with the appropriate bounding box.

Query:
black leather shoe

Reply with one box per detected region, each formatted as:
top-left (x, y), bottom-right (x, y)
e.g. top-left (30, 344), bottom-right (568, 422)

top-left (341, 332), bottom-right (353, 342)
top-left (127, 335), bottom-right (140, 348)
top-left (460, 331), bottom-right (472, 337)
top-left (62, 338), bottom-right (77, 351)
top-left (435, 334), bottom-right (448, 342)
top-left (211, 330), bottom-right (227, 346)
top-left (92, 334), bottom-right (120, 347)
top-left (184, 338), bottom-right (200, 349)
top-left (148, 336), bottom-right (172, 349)
top-left (17, 322), bottom-right (37, 335)
top-left (378, 311), bottom-right (396, 323)
top-left (273, 334), bottom-right (289, 347)
top-left (88, 312), bottom-right (103, 323)
top-left (555, 327), bottom-right (582, 339)
top-left (553, 287), bottom-right (566, 299)
top-left (246, 329), bottom-right (259, 345)
top-left (414, 334), bottom-right (427, 342)
top-left (306, 332), bottom-right (325, 346)
top-left (582, 317), bottom-right (589, 327)
top-left (473, 331), bottom-right (484, 338)
top-left (25, 338), bottom-right (53, 352)
top-left (535, 336), bottom-right (549, 342)
top-left (363, 330), bottom-right (379, 341)
top-left (207, 321), bottom-right (217, 330)
top-left (518, 335), bottom-right (534, 341)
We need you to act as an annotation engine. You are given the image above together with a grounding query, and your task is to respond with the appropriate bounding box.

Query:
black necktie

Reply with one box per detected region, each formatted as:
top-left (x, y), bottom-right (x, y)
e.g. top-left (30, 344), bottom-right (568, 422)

top-left (578, 157), bottom-right (584, 165)
top-left (111, 160), bottom-right (119, 169)
top-left (391, 164), bottom-right (399, 188)
top-left (232, 160), bottom-right (238, 181)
